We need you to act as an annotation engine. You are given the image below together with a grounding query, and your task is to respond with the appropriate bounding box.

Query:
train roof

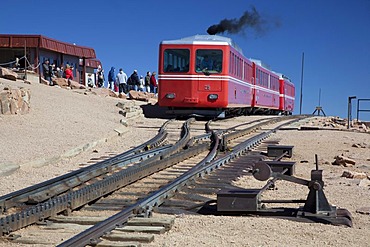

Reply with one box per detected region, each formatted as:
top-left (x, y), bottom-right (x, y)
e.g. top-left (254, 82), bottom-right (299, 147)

top-left (160, 35), bottom-right (244, 55)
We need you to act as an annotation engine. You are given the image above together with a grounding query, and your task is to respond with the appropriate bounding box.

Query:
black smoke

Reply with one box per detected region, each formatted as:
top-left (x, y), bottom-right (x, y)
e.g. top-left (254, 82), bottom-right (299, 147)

top-left (207, 6), bottom-right (271, 36)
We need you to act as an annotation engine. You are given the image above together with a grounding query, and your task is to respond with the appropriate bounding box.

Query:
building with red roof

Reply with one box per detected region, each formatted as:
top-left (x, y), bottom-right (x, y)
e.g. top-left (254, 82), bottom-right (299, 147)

top-left (0, 34), bottom-right (102, 86)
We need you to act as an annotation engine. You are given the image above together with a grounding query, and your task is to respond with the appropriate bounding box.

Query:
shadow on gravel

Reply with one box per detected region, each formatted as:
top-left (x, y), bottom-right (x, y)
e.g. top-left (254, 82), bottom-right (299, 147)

top-left (140, 103), bottom-right (172, 119)
top-left (140, 103), bottom-right (219, 121)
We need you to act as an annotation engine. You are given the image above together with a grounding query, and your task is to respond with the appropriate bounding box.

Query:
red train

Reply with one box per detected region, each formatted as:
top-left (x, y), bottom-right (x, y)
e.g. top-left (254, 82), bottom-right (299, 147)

top-left (158, 35), bottom-right (295, 118)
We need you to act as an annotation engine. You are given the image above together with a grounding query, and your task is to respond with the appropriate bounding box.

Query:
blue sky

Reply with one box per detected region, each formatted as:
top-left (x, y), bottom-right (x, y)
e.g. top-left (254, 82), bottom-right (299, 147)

top-left (1, 0), bottom-right (369, 120)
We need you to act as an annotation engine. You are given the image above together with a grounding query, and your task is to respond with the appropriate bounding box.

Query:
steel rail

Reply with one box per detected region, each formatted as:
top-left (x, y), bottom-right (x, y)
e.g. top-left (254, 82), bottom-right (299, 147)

top-left (0, 119), bottom-right (197, 235)
top-left (192, 117), bottom-right (281, 147)
top-left (57, 132), bottom-right (220, 247)
top-left (58, 117), bottom-right (306, 247)
top-left (0, 120), bottom-right (172, 213)
top-left (221, 116), bottom-right (297, 146)
top-left (23, 144), bottom-right (174, 205)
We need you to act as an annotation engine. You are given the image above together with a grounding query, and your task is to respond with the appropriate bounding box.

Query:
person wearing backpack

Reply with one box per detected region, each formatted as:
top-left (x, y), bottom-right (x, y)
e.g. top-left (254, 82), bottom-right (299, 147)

top-left (129, 70), bottom-right (140, 91)
top-left (96, 65), bottom-right (104, 87)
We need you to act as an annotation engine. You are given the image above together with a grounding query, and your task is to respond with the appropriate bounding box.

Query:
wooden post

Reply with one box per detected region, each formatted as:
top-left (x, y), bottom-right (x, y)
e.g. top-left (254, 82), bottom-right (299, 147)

top-left (24, 39), bottom-right (27, 80)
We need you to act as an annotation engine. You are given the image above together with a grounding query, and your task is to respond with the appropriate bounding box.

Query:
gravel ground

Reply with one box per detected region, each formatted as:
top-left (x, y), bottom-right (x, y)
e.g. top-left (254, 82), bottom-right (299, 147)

top-left (0, 77), bottom-right (369, 246)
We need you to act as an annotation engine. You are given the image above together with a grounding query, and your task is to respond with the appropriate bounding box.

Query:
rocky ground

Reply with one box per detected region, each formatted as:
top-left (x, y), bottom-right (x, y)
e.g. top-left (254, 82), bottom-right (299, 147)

top-left (0, 77), bottom-right (369, 246)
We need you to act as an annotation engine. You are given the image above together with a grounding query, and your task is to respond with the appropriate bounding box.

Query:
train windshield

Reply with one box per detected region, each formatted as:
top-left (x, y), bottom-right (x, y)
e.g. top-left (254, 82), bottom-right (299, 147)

top-left (163, 49), bottom-right (190, 72)
top-left (196, 49), bottom-right (223, 74)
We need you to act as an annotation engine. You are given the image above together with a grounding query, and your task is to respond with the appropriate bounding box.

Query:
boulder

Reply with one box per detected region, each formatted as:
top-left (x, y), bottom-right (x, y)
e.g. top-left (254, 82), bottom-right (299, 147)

top-left (129, 90), bottom-right (156, 101)
top-left (0, 67), bottom-right (18, 81)
top-left (332, 155), bottom-right (356, 167)
top-left (89, 88), bottom-right (117, 97)
top-left (69, 80), bottom-right (86, 90)
top-left (341, 170), bottom-right (368, 179)
top-left (0, 86), bottom-right (31, 115)
top-left (52, 77), bottom-right (69, 87)
top-left (40, 77), bottom-right (49, 85)
top-left (51, 77), bottom-right (86, 89)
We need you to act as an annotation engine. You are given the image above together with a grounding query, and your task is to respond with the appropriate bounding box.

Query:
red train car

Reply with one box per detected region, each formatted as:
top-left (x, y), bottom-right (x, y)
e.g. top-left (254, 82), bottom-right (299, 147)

top-left (278, 74), bottom-right (295, 114)
top-left (158, 35), bottom-right (295, 117)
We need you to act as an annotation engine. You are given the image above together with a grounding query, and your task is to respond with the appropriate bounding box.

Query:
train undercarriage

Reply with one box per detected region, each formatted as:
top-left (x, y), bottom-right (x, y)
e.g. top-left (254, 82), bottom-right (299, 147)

top-left (166, 107), bottom-right (292, 119)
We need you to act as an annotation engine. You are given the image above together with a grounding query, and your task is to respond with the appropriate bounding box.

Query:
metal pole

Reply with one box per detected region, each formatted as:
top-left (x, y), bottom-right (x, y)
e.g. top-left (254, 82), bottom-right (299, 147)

top-left (356, 99), bottom-right (359, 121)
top-left (299, 52), bottom-right (304, 115)
top-left (318, 88), bottom-right (321, 106)
top-left (347, 96), bottom-right (356, 129)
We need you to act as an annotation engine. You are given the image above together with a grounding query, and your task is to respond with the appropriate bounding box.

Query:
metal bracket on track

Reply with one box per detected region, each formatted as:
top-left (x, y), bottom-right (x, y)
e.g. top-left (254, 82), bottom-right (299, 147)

top-left (215, 154), bottom-right (352, 227)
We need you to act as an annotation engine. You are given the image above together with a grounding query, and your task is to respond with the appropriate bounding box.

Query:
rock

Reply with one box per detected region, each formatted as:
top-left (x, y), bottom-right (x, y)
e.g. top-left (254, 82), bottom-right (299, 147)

top-left (0, 87), bottom-right (31, 115)
top-left (118, 93), bottom-right (126, 99)
top-left (51, 77), bottom-right (85, 89)
top-left (332, 155), bottom-right (356, 167)
top-left (358, 179), bottom-right (370, 187)
top-left (341, 170), bottom-right (367, 179)
top-left (356, 207), bottom-right (370, 215)
top-left (53, 77), bottom-right (69, 87)
top-left (0, 67), bottom-right (18, 81)
top-left (119, 119), bottom-right (128, 127)
top-left (91, 87), bottom-right (115, 96)
top-left (128, 90), bottom-right (156, 101)
top-left (352, 143), bottom-right (367, 148)
top-left (40, 77), bottom-right (49, 85)
top-left (69, 80), bottom-right (86, 90)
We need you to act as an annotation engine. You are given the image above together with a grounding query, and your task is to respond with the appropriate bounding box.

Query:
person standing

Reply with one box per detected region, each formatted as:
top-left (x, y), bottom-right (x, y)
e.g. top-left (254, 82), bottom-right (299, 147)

top-left (116, 68), bottom-right (128, 95)
top-left (96, 65), bottom-right (104, 87)
top-left (129, 70), bottom-right (140, 91)
top-left (150, 71), bottom-right (158, 94)
top-left (144, 71), bottom-right (151, 93)
top-left (139, 75), bottom-right (145, 91)
top-left (65, 64), bottom-right (74, 86)
top-left (107, 67), bottom-right (115, 91)
top-left (42, 59), bottom-right (52, 85)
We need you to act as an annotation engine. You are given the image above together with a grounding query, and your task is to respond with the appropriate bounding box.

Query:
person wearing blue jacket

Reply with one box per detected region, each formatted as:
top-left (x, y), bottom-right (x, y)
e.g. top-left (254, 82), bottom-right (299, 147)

top-left (108, 67), bottom-right (115, 91)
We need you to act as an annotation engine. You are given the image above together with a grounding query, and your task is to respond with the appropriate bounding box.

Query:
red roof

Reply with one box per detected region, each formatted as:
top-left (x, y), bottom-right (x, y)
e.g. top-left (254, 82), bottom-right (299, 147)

top-left (0, 34), bottom-right (96, 59)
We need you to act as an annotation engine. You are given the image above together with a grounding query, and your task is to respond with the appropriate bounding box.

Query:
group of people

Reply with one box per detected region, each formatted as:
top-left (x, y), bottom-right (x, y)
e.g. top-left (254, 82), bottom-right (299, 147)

top-left (42, 59), bottom-right (73, 86)
top-left (107, 67), bottom-right (158, 95)
top-left (42, 60), bottom-right (158, 95)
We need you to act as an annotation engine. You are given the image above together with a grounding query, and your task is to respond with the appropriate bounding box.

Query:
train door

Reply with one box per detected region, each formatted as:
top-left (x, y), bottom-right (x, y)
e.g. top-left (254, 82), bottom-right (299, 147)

top-left (279, 78), bottom-right (285, 111)
top-left (195, 49), bottom-right (224, 106)
top-left (251, 63), bottom-right (257, 108)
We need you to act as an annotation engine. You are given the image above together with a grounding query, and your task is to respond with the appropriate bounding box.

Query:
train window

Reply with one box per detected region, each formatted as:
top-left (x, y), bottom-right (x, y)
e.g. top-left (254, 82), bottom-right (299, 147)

top-left (196, 49), bottom-right (222, 73)
top-left (164, 49), bottom-right (190, 72)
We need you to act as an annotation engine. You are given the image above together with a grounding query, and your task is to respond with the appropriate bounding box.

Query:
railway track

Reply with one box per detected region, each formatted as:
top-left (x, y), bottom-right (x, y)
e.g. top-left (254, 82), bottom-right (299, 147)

top-left (0, 116), bottom-right (307, 246)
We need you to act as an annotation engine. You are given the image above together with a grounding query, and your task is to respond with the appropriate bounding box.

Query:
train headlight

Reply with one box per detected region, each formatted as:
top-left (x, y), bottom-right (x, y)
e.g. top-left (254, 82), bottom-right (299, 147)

top-left (166, 93), bottom-right (176, 99)
top-left (208, 94), bottom-right (218, 100)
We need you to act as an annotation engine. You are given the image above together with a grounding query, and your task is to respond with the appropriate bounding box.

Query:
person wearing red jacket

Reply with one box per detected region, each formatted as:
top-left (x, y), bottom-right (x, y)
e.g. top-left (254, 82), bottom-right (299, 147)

top-left (65, 65), bottom-right (74, 80)
top-left (150, 71), bottom-right (157, 94)
top-left (64, 64), bottom-right (74, 87)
